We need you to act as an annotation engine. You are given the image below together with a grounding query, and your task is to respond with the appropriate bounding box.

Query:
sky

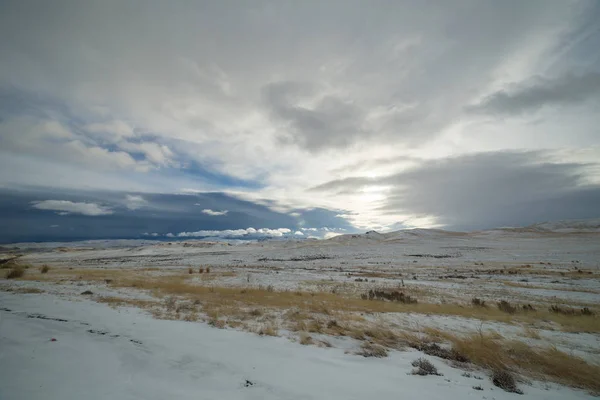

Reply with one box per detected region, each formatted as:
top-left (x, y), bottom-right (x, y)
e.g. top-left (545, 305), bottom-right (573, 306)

top-left (0, 0), bottom-right (599, 242)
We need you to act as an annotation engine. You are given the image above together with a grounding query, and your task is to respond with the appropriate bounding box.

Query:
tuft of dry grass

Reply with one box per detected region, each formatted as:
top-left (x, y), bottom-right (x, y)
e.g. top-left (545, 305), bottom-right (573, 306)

top-left (257, 323), bottom-right (278, 337)
top-left (471, 298), bottom-right (486, 307)
top-left (356, 341), bottom-right (388, 358)
top-left (40, 265), bottom-right (50, 274)
top-left (497, 300), bottom-right (516, 314)
top-left (299, 332), bottom-right (313, 345)
top-left (411, 358), bottom-right (442, 376)
top-left (5, 266), bottom-right (25, 279)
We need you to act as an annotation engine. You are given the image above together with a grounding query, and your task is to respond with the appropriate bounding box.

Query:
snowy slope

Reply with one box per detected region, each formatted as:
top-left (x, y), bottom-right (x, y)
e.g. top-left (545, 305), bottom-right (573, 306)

top-left (528, 218), bottom-right (600, 232)
top-left (0, 293), bottom-right (595, 400)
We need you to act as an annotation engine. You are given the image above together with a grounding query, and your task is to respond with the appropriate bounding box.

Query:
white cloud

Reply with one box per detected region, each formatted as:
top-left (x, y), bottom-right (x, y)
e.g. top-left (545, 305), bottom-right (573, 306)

top-left (177, 227), bottom-right (291, 238)
top-left (117, 141), bottom-right (174, 166)
top-left (125, 194), bottom-right (147, 210)
top-left (85, 120), bottom-right (135, 138)
top-left (324, 232), bottom-right (343, 239)
top-left (200, 209), bottom-right (228, 216)
top-left (294, 231), bottom-right (304, 236)
top-left (31, 200), bottom-right (113, 216)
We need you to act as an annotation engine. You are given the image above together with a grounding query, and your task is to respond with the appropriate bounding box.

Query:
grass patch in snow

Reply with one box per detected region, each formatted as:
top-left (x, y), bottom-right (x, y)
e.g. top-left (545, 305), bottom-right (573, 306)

top-left (411, 358), bottom-right (441, 376)
top-left (15, 267), bottom-right (600, 334)
top-left (5, 265), bottom-right (25, 279)
top-left (356, 341), bottom-right (388, 358)
top-left (443, 331), bottom-right (600, 392)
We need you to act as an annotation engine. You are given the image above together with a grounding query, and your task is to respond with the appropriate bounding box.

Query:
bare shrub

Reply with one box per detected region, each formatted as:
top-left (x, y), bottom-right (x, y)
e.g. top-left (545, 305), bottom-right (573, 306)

top-left (522, 304), bottom-right (535, 312)
top-left (356, 341), bottom-right (388, 358)
top-left (411, 358), bottom-right (442, 376)
top-left (6, 266), bottom-right (25, 279)
top-left (416, 342), bottom-right (468, 363)
top-left (366, 289), bottom-right (417, 304)
top-left (188, 267), bottom-right (193, 274)
top-left (299, 332), bottom-right (313, 345)
top-left (257, 323), bottom-right (278, 336)
top-left (497, 300), bottom-right (516, 314)
top-left (581, 307), bottom-right (594, 316)
top-left (550, 305), bottom-right (594, 317)
top-left (206, 267), bottom-right (210, 273)
top-left (209, 319), bottom-right (226, 329)
top-left (164, 296), bottom-right (176, 311)
top-left (248, 308), bottom-right (263, 317)
top-left (471, 298), bottom-right (486, 307)
top-left (473, 385), bottom-right (483, 391)
top-left (40, 265), bottom-right (50, 274)
top-left (199, 267), bottom-right (204, 274)
top-left (492, 369), bottom-right (523, 394)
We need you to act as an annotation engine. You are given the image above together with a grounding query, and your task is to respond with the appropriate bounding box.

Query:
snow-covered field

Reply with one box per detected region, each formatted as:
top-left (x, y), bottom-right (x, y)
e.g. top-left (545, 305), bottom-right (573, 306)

top-left (0, 292), bottom-right (595, 400)
top-left (1, 229), bottom-right (599, 398)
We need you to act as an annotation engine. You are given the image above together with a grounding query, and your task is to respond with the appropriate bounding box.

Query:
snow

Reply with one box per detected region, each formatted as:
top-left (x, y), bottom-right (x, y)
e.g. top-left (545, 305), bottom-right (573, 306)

top-left (0, 292), bottom-right (595, 400)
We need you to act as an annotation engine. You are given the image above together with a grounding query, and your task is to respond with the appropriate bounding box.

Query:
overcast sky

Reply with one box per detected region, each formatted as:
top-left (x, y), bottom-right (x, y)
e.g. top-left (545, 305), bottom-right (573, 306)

top-left (1, 0), bottom-right (599, 241)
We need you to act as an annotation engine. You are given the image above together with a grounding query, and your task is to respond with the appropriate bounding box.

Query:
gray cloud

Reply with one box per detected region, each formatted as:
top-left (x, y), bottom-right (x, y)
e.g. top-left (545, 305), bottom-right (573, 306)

top-left (32, 200), bottom-right (113, 216)
top-left (468, 72), bottom-right (600, 116)
top-left (311, 151), bottom-right (600, 230)
top-left (264, 81), bottom-right (365, 150)
top-left (1, 1), bottom-right (599, 234)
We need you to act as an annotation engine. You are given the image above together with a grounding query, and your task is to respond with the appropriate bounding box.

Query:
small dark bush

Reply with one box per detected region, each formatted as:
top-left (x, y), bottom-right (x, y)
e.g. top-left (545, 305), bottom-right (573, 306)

top-left (357, 342), bottom-right (388, 358)
top-left (6, 266), bottom-right (25, 279)
top-left (366, 289), bottom-right (417, 304)
top-left (416, 342), bottom-right (469, 363)
top-left (473, 385), bottom-right (484, 391)
top-left (81, 290), bottom-right (94, 295)
top-left (198, 267), bottom-right (204, 273)
top-left (40, 265), bottom-right (50, 274)
top-left (550, 305), bottom-right (595, 316)
top-left (471, 298), bottom-right (486, 307)
top-left (206, 267), bottom-right (210, 273)
top-left (497, 300), bottom-right (516, 314)
top-left (521, 304), bottom-right (535, 312)
top-left (188, 267), bottom-right (193, 274)
top-left (492, 369), bottom-right (522, 394)
top-left (411, 358), bottom-right (442, 376)
top-left (581, 307), bottom-right (594, 316)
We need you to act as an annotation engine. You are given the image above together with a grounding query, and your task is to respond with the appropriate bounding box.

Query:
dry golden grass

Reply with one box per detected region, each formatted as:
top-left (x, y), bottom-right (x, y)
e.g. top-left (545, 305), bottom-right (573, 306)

top-left (448, 332), bottom-right (600, 392)
top-left (3, 286), bottom-right (45, 294)
top-left (15, 267), bottom-right (600, 333)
